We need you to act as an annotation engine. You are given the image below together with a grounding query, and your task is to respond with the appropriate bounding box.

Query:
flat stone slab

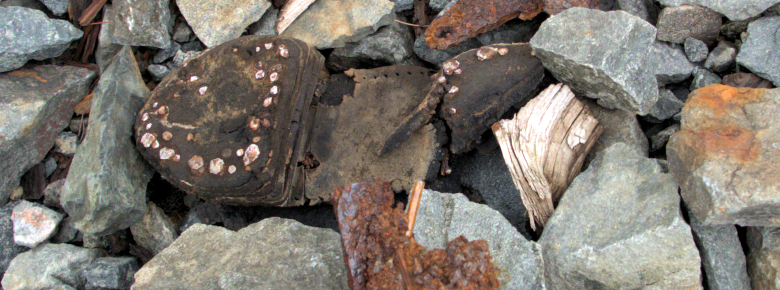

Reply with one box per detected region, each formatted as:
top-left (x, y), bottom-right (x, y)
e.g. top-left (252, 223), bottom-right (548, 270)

top-left (0, 6), bottom-right (83, 72)
top-left (178, 0), bottom-right (272, 47)
top-left (668, 84), bottom-right (780, 226)
top-left (736, 16), bottom-right (780, 87)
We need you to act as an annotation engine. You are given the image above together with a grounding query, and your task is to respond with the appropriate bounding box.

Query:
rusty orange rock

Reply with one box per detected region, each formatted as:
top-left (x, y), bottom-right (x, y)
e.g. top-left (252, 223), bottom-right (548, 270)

top-left (424, 0), bottom-right (543, 50)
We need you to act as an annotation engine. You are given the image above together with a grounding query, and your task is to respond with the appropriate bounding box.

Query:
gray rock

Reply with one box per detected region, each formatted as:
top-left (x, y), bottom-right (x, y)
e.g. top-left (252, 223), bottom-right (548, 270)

top-left (580, 97), bottom-right (650, 163)
top-left (43, 156), bottom-right (57, 177)
top-left (109, 0), bottom-right (171, 49)
top-left (476, 19), bottom-right (542, 46)
top-left (0, 6), bottom-right (83, 72)
top-left (129, 202), bottom-right (177, 255)
top-left (540, 143), bottom-right (702, 289)
top-left (684, 37), bottom-right (708, 62)
top-left (647, 88), bottom-right (685, 122)
top-left (51, 215), bottom-right (80, 243)
top-left (650, 123), bottom-right (681, 152)
top-left (147, 64), bottom-right (171, 81)
top-left (689, 67), bottom-right (722, 91)
top-left (172, 21), bottom-right (195, 43)
top-left (180, 39), bottom-right (205, 52)
top-left (61, 46), bottom-right (154, 236)
top-left (412, 189), bottom-right (545, 289)
top-left (688, 208), bottom-right (751, 290)
top-left (168, 49), bottom-right (201, 69)
top-left (429, 0), bottom-right (455, 11)
top-left (83, 257), bottom-right (139, 290)
top-left (11, 200), bottom-right (63, 247)
top-left (1, 0), bottom-right (49, 11)
top-left (95, 5), bottom-right (122, 73)
top-left (736, 16), bottom-right (780, 87)
top-left (0, 201), bottom-right (26, 276)
top-left (54, 131), bottom-right (78, 156)
top-left (43, 179), bottom-right (65, 210)
top-left (1, 243), bottom-right (101, 290)
top-left (0, 64), bottom-right (96, 203)
top-left (615, 0), bottom-right (659, 23)
top-left (178, 0), bottom-right (271, 47)
top-left (131, 218), bottom-right (348, 289)
top-left (656, 5), bottom-right (721, 44)
top-left (327, 22), bottom-right (420, 72)
top-left (249, 8), bottom-right (278, 36)
top-left (668, 86), bottom-right (780, 226)
top-left (747, 226), bottom-right (780, 289)
top-left (704, 41), bottom-right (737, 72)
top-left (151, 42), bottom-right (180, 64)
top-left (651, 41), bottom-right (695, 86)
top-left (657, 0), bottom-right (780, 21)
top-left (178, 206), bottom-right (204, 233)
top-left (413, 34), bottom-right (481, 68)
top-left (530, 8), bottom-right (659, 115)
top-left (280, 0), bottom-right (395, 49)
top-left (38, 0), bottom-right (67, 15)
top-left (394, 0), bottom-right (414, 11)
top-left (453, 148), bottom-right (531, 238)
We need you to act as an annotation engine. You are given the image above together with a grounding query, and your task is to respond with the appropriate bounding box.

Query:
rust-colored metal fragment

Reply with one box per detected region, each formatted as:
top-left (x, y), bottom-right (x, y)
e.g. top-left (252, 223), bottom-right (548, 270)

top-left (424, 0), bottom-right (543, 50)
top-left (331, 179), bottom-right (499, 290)
top-left (543, 0), bottom-right (600, 16)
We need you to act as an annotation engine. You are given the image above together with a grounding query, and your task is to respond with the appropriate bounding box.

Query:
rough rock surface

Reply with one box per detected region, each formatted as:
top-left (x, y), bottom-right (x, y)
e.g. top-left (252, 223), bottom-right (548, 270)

top-left (688, 208), bottom-right (751, 290)
top-left (668, 85), bottom-right (780, 226)
top-left (11, 200), bottom-right (63, 248)
top-left (0, 65), bottom-right (96, 203)
top-left (747, 226), bottom-right (780, 290)
top-left (736, 16), bottom-right (780, 87)
top-left (689, 67), bottom-right (722, 91)
top-left (131, 218), bottom-right (347, 289)
top-left (61, 46), bottom-right (154, 235)
top-left (129, 202), bottom-right (177, 255)
top-left (647, 88), bottom-right (685, 122)
top-left (248, 8), bottom-right (278, 36)
top-left (540, 143), bottom-right (702, 289)
top-left (656, 5), bottom-right (721, 44)
top-left (96, 5), bottom-right (123, 72)
top-left (657, 0), bottom-right (780, 21)
top-left (0, 6), bottom-right (83, 72)
top-left (581, 97), bottom-right (649, 163)
top-left (615, 0), bottom-right (658, 22)
top-left (109, 0), bottom-right (172, 49)
top-left (704, 41), bottom-right (737, 72)
top-left (178, 0), bottom-right (272, 47)
top-left (0, 201), bottom-right (25, 276)
top-left (39, 0), bottom-right (68, 15)
top-left (83, 257), bottom-right (139, 290)
top-left (327, 22), bottom-right (421, 72)
top-left (684, 37), bottom-right (708, 62)
top-left (651, 41), bottom-right (695, 86)
top-left (1, 243), bottom-right (101, 290)
top-left (530, 8), bottom-right (659, 115)
top-left (412, 189), bottom-right (545, 289)
top-left (280, 0), bottom-right (395, 49)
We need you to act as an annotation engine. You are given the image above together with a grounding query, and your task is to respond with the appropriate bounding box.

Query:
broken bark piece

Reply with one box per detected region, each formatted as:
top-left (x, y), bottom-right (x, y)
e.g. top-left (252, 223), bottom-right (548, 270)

top-left (384, 43), bottom-right (544, 155)
top-left (331, 179), bottom-right (499, 290)
top-left (492, 84), bottom-right (602, 231)
top-left (306, 66), bottom-right (446, 203)
top-left (424, 0), bottom-right (543, 50)
top-left (275, 0), bottom-right (316, 34)
top-left (135, 36), bottom-right (325, 206)
top-left (543, 0), bottom-right (600, 15)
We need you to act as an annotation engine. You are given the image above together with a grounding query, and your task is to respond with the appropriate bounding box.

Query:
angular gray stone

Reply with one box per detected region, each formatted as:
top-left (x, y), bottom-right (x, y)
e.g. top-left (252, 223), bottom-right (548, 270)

top-left (178, 0), bottom-right (271, 47)
top-left (1, 243), bottom-right (101, 290)
top-left (651, 41), bottom-right (695, 86)
top-left (172, 21), bottom-right (195, 43)
top-left (747, 226), bottom-right (780, 289)
top-left (650, 123), bottom-right (681, 152)
top-left (0, 6), bottom-right (83, 72)
top-left (704, 41), bottom-right (737, 72)
top-left (412, 189), bottom-right (545, 289)
top-left (540, 143), bottom-right (702, 289)
top-left (684, 37), bottom-right (708, 62)
top-left (736, 16), bottom-right (780, 87)
top-left (61, 46), bottom-right (154, 236)
top-left (647, 88), bottom-right (685, 122)
top-left (429, 0), bottom-right (455, 11)
top-left (413, 35), bottom-right (481, 68)
top-left (0, 201), bottom-right (26, 276)
top-left (54, 131), bottom-right (78, 156)
top-left (43, 179), bottom-right (65, 210)
top-left (328, 22), bottom-right (421, 72)
top-left (109, 0), bottom-right (171, 49)
top-left (688, 208), bottom-right (751, 290)
top-left (454, 148), bottom-right (531, 238)
top-left (51, 215), bottom-right (80, 243)
top-left (657, 0), bottom-right (780, 21)
top-left (615, 0), bottom-right (659, 23)
top-left (152, 42), bottom-right (180, 64)
top-left (38, 0), bottom-right (67, 15)
top-left (83, 256), bottom-right (139, 290)
top-left (95, 5), bottom-right (122, 73)
top-left (11, 200), bottom-right (63, 248)
top-left (581, 97), bottom-right (650, 163)
top-left (394, 0), bottom-right (414, 11)
top-left (132, 218), bottom-right (347, 289)
top-left (656, 5), bottom-right (721, 44)
top-left (281, 0), bottom-right (395, 49)
top-left (248, 8), bottom-right (278, 36)
top-left (129, 202), bottom-right (177, 255)
top-left (147, 64), bottom-right (171, 81)
top-left (0, 65), bottom-right (96, 203)
top-left (689, 67), bottom-right (722, 91)
top-left (168, 49), bottom-right (201, 69)
top-left (530, 8), bottom-right (659, 115)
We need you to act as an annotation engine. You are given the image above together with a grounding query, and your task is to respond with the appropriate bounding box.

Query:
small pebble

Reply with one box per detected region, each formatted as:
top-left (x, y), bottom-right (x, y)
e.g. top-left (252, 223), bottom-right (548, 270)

top-left (683, 37), bottom-right (708, 63)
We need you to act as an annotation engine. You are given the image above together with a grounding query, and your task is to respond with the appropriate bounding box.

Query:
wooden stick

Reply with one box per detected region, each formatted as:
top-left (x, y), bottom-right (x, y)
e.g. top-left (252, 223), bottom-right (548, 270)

top-left (275, 0), bottom-right (316, 34)
top-left (78, 0), bottom-right (108, 27)
top-left (406, 180), bottom-right (425, 237)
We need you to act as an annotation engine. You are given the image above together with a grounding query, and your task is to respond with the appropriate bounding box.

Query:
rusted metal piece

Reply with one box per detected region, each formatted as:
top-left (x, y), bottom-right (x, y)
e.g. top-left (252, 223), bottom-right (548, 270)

top-left (135, 36), bottom-right (325, 206)
top-left (543, 0), bottom-right (600, 16)
top-left (424, 0), bottom-right (543, 50)
top-left (331, 179), bottom-right (499, 290)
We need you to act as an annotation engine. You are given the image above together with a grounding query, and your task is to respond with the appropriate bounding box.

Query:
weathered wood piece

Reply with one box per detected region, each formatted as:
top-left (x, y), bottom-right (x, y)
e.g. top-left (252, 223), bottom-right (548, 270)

top-left (275, 0), bottom-right (315, 34)
top-left (492, 84), bottom-right (602, 231)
